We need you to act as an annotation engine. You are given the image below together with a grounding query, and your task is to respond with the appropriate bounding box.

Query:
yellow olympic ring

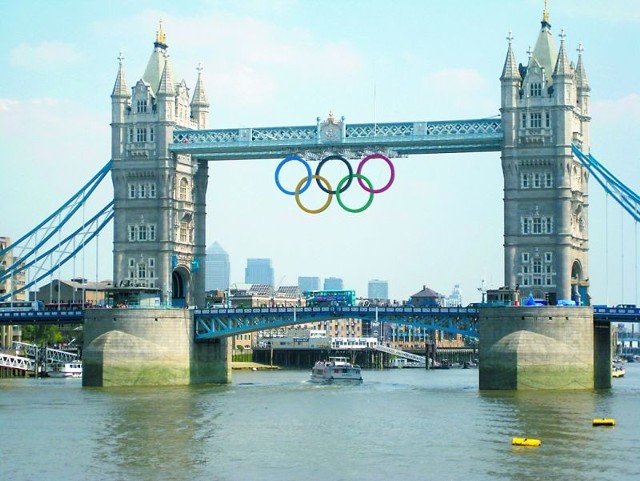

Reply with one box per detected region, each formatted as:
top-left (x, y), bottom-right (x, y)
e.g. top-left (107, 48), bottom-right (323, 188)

top-left (294, 174), bottom-right (333, 214)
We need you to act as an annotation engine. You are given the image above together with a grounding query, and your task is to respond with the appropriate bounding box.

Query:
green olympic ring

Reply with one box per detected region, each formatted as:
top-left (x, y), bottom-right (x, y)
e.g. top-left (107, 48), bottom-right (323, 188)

top-left (336, 173), bottom-right (374, 213)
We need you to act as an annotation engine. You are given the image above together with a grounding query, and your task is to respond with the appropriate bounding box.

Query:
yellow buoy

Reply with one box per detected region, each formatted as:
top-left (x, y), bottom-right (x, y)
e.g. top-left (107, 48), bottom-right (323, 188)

top-left (512, 437), bottom-right (542, 447)
top-left (592, 418), bottom-right (615, 426)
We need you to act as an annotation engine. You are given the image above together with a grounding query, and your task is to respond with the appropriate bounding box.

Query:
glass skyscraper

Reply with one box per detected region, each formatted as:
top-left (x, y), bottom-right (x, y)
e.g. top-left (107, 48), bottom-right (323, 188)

top-left (298, 276), bottom-right (321, 293)
top-left (368, 279), bottom-right (389, 300)
top-left (323, 277), bottom-right (343, 290)
top-left (205, 241), bottom-right (230, 291)
top-left (245, 258), bottom-right (274, 286)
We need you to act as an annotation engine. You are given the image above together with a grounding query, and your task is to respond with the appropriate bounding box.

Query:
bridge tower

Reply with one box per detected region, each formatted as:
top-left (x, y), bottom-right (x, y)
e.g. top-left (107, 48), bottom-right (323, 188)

top-left (500, 6), bottom-right (591, 304)
top-left (110, 22), bottom-right (209, 307)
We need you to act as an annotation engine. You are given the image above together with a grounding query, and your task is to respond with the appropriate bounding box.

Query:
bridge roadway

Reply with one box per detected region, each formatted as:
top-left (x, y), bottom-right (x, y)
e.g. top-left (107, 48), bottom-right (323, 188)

top-left (1, 306), bottom-right (638, 337)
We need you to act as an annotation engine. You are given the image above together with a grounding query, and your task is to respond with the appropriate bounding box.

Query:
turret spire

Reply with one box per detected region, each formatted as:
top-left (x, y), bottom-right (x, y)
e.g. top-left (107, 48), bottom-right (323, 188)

top-left (500, 31), bottom-right (521, 81)
top-left (111, 51), bottom-right (130, 98)
top-left (553, 28), bottom-right (572, 78)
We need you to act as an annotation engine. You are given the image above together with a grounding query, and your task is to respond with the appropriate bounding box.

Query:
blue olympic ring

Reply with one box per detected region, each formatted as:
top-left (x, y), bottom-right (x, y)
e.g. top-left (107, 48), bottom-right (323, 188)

top-left (274, 153), bottom-right (395, 213)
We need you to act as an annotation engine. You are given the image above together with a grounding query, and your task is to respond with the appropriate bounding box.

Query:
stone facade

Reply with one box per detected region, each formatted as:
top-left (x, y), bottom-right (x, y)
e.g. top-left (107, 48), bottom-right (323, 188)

top-left (500, 11), bottom-right (591, 303)
top-left (83, 308), bottom-right (231, 386)
top-left (110, 23), bottom-right (209, 308)
top-left (479, 306), bottom-right (607, 390)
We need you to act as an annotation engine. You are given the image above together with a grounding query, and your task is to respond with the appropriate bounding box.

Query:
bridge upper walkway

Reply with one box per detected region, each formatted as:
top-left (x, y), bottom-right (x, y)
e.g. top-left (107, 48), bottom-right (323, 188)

top-left (170, 118), bottom-right (503, 160)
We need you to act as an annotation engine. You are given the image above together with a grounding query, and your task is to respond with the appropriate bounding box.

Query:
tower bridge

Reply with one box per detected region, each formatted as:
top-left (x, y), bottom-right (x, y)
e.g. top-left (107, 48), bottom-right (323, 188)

top-left (2, 6), bottom-right (639, 389)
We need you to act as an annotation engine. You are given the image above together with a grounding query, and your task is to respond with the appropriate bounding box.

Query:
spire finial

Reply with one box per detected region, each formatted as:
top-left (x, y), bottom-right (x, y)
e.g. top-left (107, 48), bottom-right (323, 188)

top-left (559, 28), bottom-right (566, 44)
top-left (577, 42), bottom-right (584, 56)
top-left (543, 0), bottom-right (550, 23)
top-left (117, 51), bottom-right (125, 65)
top-left (197, 62), bottom-right (204, 74)
top-left (506, 31), bottom-right (514, 46)
top-left (154, 19), bottom-right (168, 49)
top-left (527, 45), bottom-right (533, 59)
top-left (156, 19), bottom-right (166, 44)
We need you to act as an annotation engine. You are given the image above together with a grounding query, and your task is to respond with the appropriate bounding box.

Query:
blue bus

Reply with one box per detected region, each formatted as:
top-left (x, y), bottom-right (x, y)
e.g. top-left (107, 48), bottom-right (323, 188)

top-left (304, 290), bottom-right (356, 307)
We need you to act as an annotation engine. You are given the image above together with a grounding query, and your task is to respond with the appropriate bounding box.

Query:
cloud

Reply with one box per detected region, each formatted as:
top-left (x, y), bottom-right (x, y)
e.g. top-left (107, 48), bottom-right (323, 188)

top-left (592, 93), bottom-right (640, 121)
top-left (10, 41), bottom-right (82, 70)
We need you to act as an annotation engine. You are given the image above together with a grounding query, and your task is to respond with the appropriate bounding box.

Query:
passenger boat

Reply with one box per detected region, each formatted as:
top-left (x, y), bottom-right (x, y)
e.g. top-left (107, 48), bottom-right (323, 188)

top-left (612, 364), bottom-right (625, 378)
top-left (47, 361), bottom-right (82, 378)
top-left (310, 356), bottom-right (363, 382)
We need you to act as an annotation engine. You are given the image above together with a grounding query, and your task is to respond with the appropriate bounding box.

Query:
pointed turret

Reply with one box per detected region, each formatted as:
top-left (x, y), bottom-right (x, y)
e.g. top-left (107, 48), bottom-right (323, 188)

top-left (142, 20), bottom-right (169, 95)
top-left (111, 52), bottom-right (130, 156)
top-left (530, 6), bottom-right (556, 85)
top-left (575, 43), bottom-right (589, 88)
top-left (552, 29), bottom-right (573, 78)
top-left (500, 32), bottom-right (521, 81)
top-left (190, 63), bottom-right (209, 129)
top-left (111, 52), bottom-right (130, 98)
top-left (157, 55), bottom-right (176, 96)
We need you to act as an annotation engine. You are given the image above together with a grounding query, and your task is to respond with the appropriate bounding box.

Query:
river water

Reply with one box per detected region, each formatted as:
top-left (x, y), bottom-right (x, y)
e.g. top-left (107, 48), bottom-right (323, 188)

top-left (1, 364), bottom-right (639, 481)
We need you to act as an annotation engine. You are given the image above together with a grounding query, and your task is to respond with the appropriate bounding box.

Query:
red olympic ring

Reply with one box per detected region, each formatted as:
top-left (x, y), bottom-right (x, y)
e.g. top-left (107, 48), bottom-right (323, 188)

top-left (356, 153), bottom-right (395, 194)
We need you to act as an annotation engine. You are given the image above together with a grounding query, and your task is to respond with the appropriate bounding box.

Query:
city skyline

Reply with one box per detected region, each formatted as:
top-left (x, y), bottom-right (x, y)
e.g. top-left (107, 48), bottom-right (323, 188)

top-left (1, 1), bottom-right (638, 304)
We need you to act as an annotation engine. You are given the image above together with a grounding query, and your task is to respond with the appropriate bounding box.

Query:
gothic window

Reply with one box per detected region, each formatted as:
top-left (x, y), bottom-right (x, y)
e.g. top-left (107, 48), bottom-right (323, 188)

top-left (522, 252), bottom-right (530, 263)
top-left (532, 217), bottom-right (542, 234)
top-left (544, 173), bottom-right (553, 188)
top-left (136, 128), bottom-right (147, 142)
top-left (545, 112), bottom-right (550, 128)
top-left (529, 82), bottom-right (542, 97)
top-left (530, 113), bottom-right (542, 128)
top-left (128, 225), bottom-right (137, 242)
top-left (128, 128), bottom-right (134, 142)
top-left (544, 252), bottom-right (552, 263)
top-left (533, 173), bottom-right (541, 188)
top-left (139, 226), bottom-right (147, 241)
top-left (149, 128), bottom-right (155, 142)
top-left (180, 222), bottom-right (188, 243)
top-left (148, 258), bottom-right (155, 268)
top-left (521, 173), bottom-right (530, 188)
top-left (521, 216), bottom-right (553, 235)
top-left (521, 113), bottom-right (527, 128)
top-left (179, 178), bottom-right (189, 201)
top-left (148, 224), bottom-right (156, 241)
top-left (148, 183), bottom-right (156, 198)
top-left (136, 100), bottom-right (147, 113)
top-left (138, 263), bottom-right (147, 279)
top-left (139, 184), bottom-right (146, 198)
top-left (128, 184), bottom-right (136, 199)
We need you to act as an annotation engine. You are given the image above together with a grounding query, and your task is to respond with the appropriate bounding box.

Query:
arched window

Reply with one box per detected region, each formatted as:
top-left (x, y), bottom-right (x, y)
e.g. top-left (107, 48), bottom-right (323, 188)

top-left (179, 178), bottom-right (189, 201)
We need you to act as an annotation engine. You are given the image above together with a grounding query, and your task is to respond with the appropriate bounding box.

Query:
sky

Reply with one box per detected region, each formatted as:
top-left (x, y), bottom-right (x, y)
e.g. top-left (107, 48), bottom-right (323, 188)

top-left (1, 0), bottom-right (639, 306)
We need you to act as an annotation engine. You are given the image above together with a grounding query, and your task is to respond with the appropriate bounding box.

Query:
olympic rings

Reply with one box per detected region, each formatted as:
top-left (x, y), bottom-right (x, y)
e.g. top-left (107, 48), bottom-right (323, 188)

top-left (275, 154), bottom-right (312, 195)
top-left (295, 174), bottom-right (332, 214)
top-left (315, 155), bottom-right (353, 194)
top-left (274, 152), bottom-right (395, 213)
top-left (357, 153), bottom-right (395, 194)
top-left (336, 173), bottom-right (374, 213)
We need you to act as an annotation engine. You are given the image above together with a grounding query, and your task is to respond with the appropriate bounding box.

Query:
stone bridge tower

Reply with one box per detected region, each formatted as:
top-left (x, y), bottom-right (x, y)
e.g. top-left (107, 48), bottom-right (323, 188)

top-left (110, 22), bottom-right (209, 308)
top-left (500, 7), bottom-right (591, 304)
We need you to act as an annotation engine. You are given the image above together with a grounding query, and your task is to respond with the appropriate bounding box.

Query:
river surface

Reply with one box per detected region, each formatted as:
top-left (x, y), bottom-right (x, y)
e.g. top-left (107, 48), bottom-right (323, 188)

top-left (1, 364), bottom-right (639, 481)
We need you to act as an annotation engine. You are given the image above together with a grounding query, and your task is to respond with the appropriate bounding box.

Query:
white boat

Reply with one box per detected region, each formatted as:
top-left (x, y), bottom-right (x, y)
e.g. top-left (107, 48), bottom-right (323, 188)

top-left (310, 356), bottom-right (362, 382)
top-left (612, 364), bottom-right (625, 378)
top-left (47, 361), bottom-right (82, 378)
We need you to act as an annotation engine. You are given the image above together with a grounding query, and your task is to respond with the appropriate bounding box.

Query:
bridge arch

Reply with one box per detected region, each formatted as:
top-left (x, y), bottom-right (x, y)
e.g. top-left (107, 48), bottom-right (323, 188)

top-left (172, 265), bottom-right (191, 307)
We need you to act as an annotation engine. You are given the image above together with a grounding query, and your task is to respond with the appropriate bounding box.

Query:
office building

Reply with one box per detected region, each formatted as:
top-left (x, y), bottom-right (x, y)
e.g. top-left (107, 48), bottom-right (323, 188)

top-left (368, 279), bottom-right (389, 301)
top-left (323, 277), bottom-right (343, 290)
top-left (205, 241), bottom-right (230, 291)
top-left (245, 258), bottom-right (274, 286)
top-left (298, 276), bottom-right (320, 293)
